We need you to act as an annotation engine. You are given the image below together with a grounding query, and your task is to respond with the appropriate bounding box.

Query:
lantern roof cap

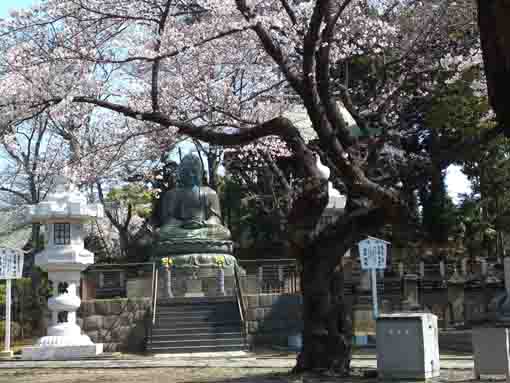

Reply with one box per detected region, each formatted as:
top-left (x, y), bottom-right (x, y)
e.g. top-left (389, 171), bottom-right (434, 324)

top-left (27, 170), bottom-right (103, 223)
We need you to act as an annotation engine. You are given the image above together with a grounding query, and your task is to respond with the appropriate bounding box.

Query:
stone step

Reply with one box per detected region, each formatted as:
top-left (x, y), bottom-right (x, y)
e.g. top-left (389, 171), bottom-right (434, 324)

top-left (156, 297), bottom-right (236, 306)
top-left (155, 304), bottom-right (237, 313)
top-left (147, 337), bottom-right (246, 348)
top-left (155, 312), bottom-right (239, 321)
top-left (151, 324), bottom-right (243, 335)
top-left (147, 296), bottom-right (245, 354)
top-left (146, 344), bottom-right (248, 353)
top-left (149, 332), bottom-right (243, 341)
top-left (153, 320), bottom-right (242, 329)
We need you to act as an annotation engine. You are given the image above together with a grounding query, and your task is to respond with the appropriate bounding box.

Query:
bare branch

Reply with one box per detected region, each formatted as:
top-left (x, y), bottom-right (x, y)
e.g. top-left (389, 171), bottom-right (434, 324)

top-left (0, 187), bottom-right (31, 203)
top-left (279, 0), bottom-right (298, 25)
top-left (235, 0), bottom-right (304, 95)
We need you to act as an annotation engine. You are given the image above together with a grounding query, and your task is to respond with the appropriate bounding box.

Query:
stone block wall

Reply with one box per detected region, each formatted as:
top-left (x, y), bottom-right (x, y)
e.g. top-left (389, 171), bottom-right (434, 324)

top-left (244, 293), bottom-right (303, 346)
top-left (78, 298), bottom-right (151, 352)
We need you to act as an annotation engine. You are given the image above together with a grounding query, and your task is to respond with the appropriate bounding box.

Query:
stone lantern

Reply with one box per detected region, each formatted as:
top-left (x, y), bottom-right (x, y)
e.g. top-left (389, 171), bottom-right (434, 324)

top-left (22, 173), bottom-right (104, 360)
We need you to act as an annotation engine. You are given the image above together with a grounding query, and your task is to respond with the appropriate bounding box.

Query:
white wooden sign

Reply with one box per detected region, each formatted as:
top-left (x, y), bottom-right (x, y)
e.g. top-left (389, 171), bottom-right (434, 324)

top-left (0, 248), bottom-right (24, 358)
top-left (0, 248), bottom-right (24, 279)
top-left (358, 237), bottom-right (390, 319)
top-left (358, 237), bottom-right (388, 270)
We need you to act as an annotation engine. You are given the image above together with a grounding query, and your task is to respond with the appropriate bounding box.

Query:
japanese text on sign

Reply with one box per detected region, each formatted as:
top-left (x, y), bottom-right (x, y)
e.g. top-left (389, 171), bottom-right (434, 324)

top-left (0, 248), bottom-right (24, 279)
top-left (358, 238), bottom-right (388, 270)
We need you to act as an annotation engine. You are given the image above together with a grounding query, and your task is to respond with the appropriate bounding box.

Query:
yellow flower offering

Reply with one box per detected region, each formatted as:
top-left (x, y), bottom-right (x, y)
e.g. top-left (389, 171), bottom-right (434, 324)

top-left (161, 257), bottom-right (173, 268)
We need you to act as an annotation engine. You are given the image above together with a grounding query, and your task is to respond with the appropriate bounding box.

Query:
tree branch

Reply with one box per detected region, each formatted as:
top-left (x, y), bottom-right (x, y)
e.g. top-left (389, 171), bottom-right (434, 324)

top-left (0, 187), bottom-right (31, 203)
top-left (235, 0), bottom-right (304, 96)
top-left (279, 0), bottom-right (298, 25)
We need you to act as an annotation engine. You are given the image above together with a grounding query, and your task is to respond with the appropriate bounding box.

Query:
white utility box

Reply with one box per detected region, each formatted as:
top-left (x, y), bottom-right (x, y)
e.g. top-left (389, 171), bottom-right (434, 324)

top-left (376, 313), bottom-right (440, 380)
top-left (472, 327), bottom-right (510, 382)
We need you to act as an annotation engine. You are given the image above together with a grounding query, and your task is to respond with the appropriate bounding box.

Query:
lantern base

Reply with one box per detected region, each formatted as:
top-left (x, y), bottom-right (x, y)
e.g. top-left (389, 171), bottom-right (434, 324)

top-left (21, 343), bottom-right (103, 360)
top-left (0, 350), bottom-right (14, 359)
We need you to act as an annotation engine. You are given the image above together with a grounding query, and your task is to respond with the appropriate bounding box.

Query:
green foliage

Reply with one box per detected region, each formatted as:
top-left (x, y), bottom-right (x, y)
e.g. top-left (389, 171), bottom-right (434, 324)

top-left (106, 184), bottom-right (155, 219)
top-left (425, 71), bottom-right (490, 143)
top-left (417, 70), bottom-right (495, 250)
top-left (420, 178), bottom-right (459, 244)
top-left (220, 177), bottom-right (286, 247)
top-left (10, 274), bottom-right (51, 338)
top-left (457, 137), bottom-right (510, 257)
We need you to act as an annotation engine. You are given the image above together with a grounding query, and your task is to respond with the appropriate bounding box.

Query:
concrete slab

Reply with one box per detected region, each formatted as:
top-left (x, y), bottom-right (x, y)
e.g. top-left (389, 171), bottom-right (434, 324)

top-left (21, 344), bottom-right (103, 360)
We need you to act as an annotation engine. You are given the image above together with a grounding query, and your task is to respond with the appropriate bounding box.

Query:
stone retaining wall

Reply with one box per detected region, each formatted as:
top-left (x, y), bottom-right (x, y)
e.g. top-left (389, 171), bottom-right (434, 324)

top-left (244, 293), bottom-right (302, 346)
top-left (77, 298), bottom-right (151, 352)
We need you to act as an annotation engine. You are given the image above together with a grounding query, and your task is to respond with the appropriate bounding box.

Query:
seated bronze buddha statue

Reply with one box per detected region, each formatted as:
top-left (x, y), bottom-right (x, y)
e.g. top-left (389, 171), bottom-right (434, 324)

top-left (154, 154), bottom-right (233, 257)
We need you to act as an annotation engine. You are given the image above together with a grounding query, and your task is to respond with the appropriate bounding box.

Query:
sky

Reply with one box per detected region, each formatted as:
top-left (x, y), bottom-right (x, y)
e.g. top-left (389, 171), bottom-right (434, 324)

top-left (0, 0), bottom-right (473, 203)
top-left (446, 165), bottom-right (471, 204)
top-left (0, 0), bottom-right (35, 18)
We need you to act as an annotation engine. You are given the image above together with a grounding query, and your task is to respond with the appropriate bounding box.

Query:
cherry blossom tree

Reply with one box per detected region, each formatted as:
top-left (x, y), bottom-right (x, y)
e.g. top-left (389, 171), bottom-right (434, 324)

top-left (0, 0), bottom-right (485, 372)
top-left (0, 114), bottom-right (63, 253)
top-left (476, 1), bottom-right (510, 138)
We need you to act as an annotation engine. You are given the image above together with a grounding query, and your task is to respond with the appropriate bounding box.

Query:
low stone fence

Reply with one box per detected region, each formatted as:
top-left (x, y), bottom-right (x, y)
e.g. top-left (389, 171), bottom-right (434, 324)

top-left (244, 293), bottom-right (302, 346)
top-left (77, 298), bottom-right (151, 352)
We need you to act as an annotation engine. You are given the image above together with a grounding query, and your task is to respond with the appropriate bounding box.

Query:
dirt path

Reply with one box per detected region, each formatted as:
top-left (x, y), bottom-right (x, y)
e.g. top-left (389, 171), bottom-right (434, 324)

top-left (0, 367), bottom-right (476, 383)
top-left (0, 367), bottom-right (289, 383)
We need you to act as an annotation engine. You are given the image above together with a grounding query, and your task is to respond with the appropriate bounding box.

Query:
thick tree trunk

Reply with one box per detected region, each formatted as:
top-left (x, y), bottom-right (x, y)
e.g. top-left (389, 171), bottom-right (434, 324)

top-left (477, 0), bottom-right (510, 135)
top-left (295, 244), bottom-right (352, 374)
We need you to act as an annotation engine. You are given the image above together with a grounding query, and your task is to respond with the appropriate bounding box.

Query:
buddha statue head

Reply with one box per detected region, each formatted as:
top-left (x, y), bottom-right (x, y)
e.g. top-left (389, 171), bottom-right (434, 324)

top-left (178, 154), bottom-right (203, 188)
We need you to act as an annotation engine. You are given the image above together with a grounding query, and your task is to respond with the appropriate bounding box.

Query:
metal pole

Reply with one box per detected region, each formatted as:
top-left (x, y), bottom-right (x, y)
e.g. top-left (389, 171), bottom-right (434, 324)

top-left (4, 279), bottom-right (12, 353)
top-left (371, 269), bottom-right (379, 319)
top-left (217, 268), bottom-right (225, 296)
top-left (152, 268), bottom-right (158, 325)
top-left (166, 267), bottom-right (174, 298)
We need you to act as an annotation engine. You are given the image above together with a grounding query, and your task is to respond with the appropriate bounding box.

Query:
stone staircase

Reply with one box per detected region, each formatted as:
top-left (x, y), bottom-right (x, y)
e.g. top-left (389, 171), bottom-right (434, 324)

top-left (146, 296), bottom-right (247, 354)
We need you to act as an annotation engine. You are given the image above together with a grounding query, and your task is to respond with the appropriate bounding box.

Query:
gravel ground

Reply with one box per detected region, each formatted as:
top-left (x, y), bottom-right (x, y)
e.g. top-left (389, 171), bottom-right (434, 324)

top-left (0, 367), bottom-right (479, 383)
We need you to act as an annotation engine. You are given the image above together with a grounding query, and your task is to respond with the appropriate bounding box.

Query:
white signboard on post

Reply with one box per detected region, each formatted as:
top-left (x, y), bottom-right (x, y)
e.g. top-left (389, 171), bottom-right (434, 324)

top-left (359, 237), bottom-right (388, 270)
top-left (0, 248), bottom-right (24, 357)
top-left (0, 248), bottom-right (24, 279)
top-left (358, 237), bottom-right (389, 319)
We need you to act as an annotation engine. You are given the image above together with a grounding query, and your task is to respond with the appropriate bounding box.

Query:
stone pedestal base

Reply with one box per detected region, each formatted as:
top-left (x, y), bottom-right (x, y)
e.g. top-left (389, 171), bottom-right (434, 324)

top-left (473, 327), bottom-right (510, 381)
top-left (0, 350), bottom-right (14, 358)
top-left (184, 279), bottom-right (204, 297)
top-left (22, 343), bottom-right (103, 360)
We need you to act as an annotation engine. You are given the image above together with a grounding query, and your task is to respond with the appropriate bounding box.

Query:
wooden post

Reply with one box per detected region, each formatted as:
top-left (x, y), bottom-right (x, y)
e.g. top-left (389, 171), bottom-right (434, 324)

top-left (371, 269), bottom-right (379, 319)
top-left (3, 279), bottom-right (12, 356)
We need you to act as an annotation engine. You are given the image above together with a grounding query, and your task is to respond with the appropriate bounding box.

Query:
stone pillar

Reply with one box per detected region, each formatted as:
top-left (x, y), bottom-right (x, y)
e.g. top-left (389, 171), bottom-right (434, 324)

top-left (439, 260), bottom-right (446, 280)
top-left (447, 280), bottom-right (465, 325)
top-left (258, 266), bottom-right (264, 292)
top-left (481, 259), bottom-right (488, 278)
top-left (504, 257), bottom-right (510, 296)
top-left (403, 274), bottom-right (420, 310)
top-left (359, 271), bottom-right (371, 292)
top-left (398, 262), bottom-right (405, 279)
top-left (461, 258), bottom-right (468, 277)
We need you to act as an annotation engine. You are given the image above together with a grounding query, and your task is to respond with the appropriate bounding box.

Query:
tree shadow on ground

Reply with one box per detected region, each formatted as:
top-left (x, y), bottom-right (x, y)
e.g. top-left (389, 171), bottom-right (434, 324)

top-left (178, 370), bottom-right (380, 383)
